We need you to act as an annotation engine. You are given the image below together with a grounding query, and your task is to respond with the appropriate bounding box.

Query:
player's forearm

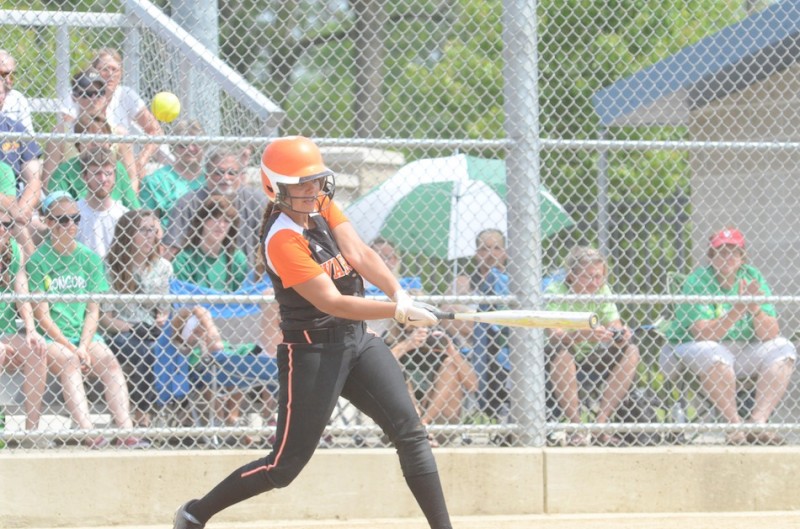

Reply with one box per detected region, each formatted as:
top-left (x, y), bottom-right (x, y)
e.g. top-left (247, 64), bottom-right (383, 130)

top-left (316, 295), bottom-right (396, 322)
top-left (354, 252), bottom-right (402, 298)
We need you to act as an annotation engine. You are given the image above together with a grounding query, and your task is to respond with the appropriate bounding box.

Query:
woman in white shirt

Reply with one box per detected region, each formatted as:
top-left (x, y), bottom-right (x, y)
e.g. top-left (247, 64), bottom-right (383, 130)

top-left (60, 48), bottom-right (168, 176)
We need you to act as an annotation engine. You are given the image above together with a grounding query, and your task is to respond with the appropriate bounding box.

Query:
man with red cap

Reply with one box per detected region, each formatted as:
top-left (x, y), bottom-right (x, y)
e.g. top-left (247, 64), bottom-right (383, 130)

top-left (661, 227), bottom-right (796, 445)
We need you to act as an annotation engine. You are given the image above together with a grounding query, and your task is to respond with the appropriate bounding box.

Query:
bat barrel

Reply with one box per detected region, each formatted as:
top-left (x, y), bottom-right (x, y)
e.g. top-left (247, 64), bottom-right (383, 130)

top-left (431, 309), bottom-right (598, 330)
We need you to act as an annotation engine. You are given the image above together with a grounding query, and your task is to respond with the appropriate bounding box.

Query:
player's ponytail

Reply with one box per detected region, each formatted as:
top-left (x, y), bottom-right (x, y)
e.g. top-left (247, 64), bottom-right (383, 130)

top-left (254, 201), bottom-right (276, 278)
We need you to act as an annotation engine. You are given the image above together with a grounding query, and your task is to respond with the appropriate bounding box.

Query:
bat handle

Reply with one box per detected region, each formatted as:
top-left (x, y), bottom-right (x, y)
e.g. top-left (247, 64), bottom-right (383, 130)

top-left (431, 309), bottom-right (455, 320)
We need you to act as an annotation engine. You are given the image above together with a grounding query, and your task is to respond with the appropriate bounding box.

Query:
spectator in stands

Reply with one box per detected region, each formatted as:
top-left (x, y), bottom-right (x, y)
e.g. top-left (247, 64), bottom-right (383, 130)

top-left (0, 50), bottom-right (34, 132)
top-left (75, 145), bottom-right (129, 258)
top-left (437, 303), bottom-right (481, 419)
top-left (365, 238), bottom-right (423, 337)
top-left (163, 146), bottom-right (266, 264)
top-left (395, 320), bottom-right (478, 439)
top-left (59, 48), bottom-right (167, 175)
top-left (545, 246), bottom-right (641, 446)
top-left (100, 209), bottom-right (171, 428)
top-left (27, 192), bottom-right (146, 448)
top-left (45, 69), bottom-right (109, 186)
top-left (75, 112), bottom-right (139, 194)
top-left (173, 195), bottom-right (248, 292)
top-left (0, 161), bottom-right (16, 206)
top-left (0, 76), bottom-right (42, 258)
top-left (661, 227), bottom-right (796, 445)
top-left (365, 238), bottom-right (423, 294)
top-left (172, 195), bottom-right (250, 431)
top-left (45, 71), bottom-right (141, 209)
top-left (468, 228), bottom-right (511, 422)
top-left (0, 212), bottom-right (48, 437)
top-left (140, 119), bottom-right (206, 225)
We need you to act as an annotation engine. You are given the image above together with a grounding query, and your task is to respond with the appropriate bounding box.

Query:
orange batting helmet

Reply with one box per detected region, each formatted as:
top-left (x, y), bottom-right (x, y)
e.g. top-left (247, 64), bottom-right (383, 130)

top-left (260, 136), bottom-right (335, 210)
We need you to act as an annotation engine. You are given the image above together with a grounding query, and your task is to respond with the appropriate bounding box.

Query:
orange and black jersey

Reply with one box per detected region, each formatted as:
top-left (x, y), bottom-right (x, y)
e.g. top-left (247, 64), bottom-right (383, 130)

top-left (262, 199), bottom-right (364, 331)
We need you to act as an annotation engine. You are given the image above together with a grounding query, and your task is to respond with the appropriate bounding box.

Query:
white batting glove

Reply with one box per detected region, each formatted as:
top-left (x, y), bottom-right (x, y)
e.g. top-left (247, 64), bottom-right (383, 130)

top-left (393, 290), bottom-right (440, 327)
top-left (393, 289), bottom-right (413, 324)
top-left (405, 302), bottom-right (440, 327)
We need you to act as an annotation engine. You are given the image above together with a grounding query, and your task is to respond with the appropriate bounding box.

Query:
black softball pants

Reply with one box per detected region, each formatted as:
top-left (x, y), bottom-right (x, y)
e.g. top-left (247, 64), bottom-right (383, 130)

top-left (189, 322), bottom-right (452, 529)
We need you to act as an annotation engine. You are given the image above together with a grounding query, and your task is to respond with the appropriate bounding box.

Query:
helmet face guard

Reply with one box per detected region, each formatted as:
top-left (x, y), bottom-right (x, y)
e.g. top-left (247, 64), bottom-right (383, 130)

top-left (274, 172), bottom-right (336, 213)
top-left (260, 136), bottom-right (336, 213)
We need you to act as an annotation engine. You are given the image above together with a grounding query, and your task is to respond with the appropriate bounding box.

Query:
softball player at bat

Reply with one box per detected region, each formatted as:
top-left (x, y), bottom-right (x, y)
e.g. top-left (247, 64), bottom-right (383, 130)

top-left (173, 136), bottom-right (454, 529)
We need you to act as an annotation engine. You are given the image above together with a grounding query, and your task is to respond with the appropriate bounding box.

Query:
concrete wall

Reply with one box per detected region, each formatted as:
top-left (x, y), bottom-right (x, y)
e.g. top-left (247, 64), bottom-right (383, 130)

top-left (3, 447), bottom-right (800, 528)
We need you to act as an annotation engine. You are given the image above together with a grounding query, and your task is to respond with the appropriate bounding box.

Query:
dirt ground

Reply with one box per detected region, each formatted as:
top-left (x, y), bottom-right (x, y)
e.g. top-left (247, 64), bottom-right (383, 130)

top-left (23, 512), bottom-right (800, 529)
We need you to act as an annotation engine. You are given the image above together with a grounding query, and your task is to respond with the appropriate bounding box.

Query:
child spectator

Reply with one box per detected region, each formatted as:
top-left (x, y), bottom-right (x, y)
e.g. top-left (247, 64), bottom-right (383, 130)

top-left (27, 192), bottom-right (146, 448)
top-left (73, 112), bottom-right (139, 194)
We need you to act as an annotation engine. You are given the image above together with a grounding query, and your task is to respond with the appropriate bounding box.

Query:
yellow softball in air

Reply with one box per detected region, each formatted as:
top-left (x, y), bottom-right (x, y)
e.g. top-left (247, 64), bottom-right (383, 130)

top-left (152, 91), bottom-right (181, 123)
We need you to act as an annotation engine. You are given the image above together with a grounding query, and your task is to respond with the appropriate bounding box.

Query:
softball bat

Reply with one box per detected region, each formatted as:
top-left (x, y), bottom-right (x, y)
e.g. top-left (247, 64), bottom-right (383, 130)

top-left (431, 309), bottom-right (598, 330)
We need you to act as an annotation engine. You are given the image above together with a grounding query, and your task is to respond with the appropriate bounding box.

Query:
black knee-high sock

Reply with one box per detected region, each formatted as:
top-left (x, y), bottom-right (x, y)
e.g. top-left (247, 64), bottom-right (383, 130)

top-left (404, 471), bottom-right (453, 529)
top-left (188, 462), bottom-right (275, 524)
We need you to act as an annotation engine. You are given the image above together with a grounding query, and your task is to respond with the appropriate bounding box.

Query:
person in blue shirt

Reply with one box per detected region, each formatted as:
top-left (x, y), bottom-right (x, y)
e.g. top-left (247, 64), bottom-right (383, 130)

top-left (468, 229), bottom-right (511, 423)
top-left (0, 76), bottom-right (42, 258)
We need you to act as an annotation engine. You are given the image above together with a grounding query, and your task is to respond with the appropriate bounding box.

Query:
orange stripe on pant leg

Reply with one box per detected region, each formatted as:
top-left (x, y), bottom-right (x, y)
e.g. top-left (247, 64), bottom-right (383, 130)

top-left (241, 344), bottom-right (294, 478)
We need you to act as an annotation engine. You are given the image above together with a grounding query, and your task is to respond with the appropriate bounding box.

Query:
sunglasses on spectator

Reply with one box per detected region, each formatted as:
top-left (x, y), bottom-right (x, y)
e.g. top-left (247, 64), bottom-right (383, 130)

top-left (0, 220), bottom-right (13, 230)
top-left (49, 213), bottom-right (82, 225)
top-left (73, 89), bottom-right (106, 99)
top-left (0, 70), bottom-right (13, 80)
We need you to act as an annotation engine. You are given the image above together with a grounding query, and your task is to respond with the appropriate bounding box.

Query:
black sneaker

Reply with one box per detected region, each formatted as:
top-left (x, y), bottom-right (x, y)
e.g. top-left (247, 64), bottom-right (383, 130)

top-left (174, 500), bottom-right (204, 529)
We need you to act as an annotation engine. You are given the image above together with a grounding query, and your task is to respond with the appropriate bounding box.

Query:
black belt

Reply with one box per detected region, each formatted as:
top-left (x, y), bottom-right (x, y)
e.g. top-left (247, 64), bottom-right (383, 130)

top-left (283, 326), bottom-right (351, 344)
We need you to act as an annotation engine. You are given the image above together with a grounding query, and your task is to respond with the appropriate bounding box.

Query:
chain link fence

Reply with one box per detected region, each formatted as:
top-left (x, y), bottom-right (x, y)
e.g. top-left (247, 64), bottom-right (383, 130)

top-left (1, 0), bottom-right (800, 450)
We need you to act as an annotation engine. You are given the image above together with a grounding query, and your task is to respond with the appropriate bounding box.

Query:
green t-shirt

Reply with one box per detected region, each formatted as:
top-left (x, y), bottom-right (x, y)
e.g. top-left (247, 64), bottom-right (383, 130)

top-left (26, 240), bottom-right (109, 341)
top-left (545, 281), bottom-right (621, 359)
top-left (47, 157), bottom-right (141, 209)
top-left (0, 161), bottom-right (15, 197)
top-left (140, 165), bottom-right (205, 226)
top-left (172, 247), bottom-right (248, 292)
top-left (0, 238), bottom-right (22, 334)
top-left (665, 264), bottom-right (776, 344)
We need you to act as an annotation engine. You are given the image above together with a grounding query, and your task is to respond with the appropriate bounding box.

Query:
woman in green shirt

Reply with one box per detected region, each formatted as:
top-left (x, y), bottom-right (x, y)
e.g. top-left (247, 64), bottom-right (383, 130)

top-left (171, 195), bottom-right (248, 430)
top-left (27, 192), bottom-right (145, 448)
top-left (0, 212), bottom-right (47, 436)
top-left (173, 195), bottom-right (248, 292)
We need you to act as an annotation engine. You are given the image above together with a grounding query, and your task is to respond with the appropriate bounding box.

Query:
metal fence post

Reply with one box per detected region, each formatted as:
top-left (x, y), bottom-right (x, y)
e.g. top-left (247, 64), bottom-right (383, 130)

top-left (503, 0), bottom-right (546, 447)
